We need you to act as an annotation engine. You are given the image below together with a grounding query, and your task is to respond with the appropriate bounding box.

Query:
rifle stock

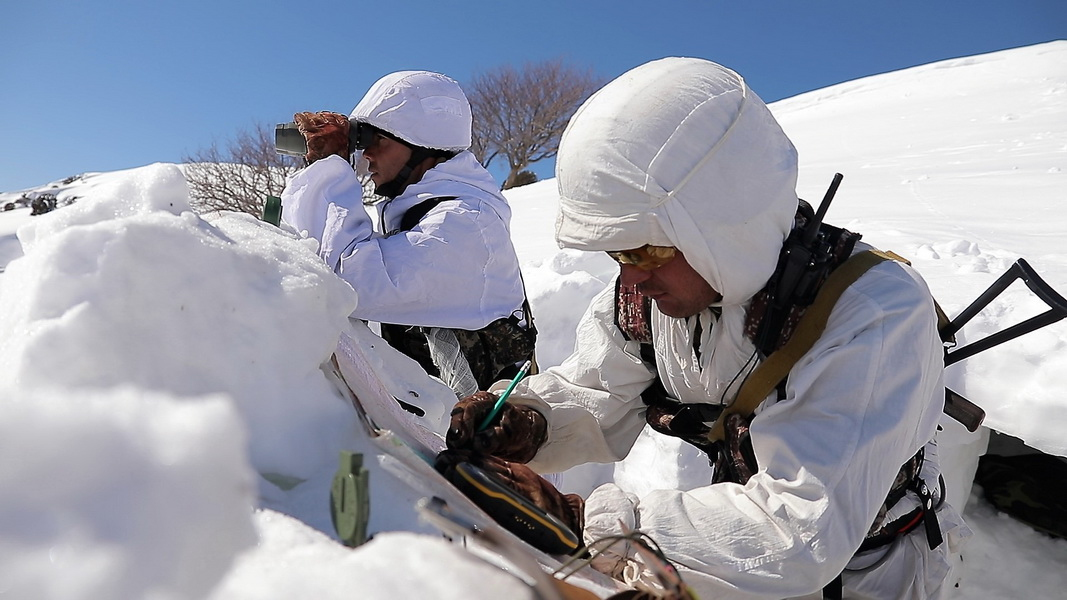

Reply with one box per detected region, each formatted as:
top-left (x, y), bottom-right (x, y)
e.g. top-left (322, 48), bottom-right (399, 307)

top-left (941, 258), bottom-right (1067, 432)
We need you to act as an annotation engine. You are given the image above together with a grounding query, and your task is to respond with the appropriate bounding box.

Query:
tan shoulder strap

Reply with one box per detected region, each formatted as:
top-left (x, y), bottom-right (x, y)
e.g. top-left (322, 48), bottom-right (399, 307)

top-left (707, 250), bottom-right (895, 442)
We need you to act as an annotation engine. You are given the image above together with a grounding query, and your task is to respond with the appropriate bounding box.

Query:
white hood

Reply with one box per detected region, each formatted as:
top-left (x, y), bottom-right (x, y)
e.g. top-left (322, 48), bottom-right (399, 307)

top-left (555, 57), bottom-right (798, 306)
top-left (350, 71), bottom-right (473, 152)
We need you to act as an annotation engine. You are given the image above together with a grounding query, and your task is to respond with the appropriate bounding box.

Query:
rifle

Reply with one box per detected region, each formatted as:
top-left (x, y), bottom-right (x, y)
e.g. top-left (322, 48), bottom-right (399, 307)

top-left (942, 258), bottom-right (1067, 431)
top-left (761, 173), bottom-right (1067, 433)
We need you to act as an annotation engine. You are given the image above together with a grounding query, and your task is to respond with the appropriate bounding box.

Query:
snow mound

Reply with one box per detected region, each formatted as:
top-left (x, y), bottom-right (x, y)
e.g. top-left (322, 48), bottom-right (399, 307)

top-left (0, 163), bottom-right (360, 476)
top-left (0, 386), bottom-right (256, 600)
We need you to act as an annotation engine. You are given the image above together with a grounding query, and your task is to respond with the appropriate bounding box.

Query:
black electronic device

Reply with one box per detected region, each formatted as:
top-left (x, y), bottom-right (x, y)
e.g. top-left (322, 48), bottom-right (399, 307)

top-left (448, 461), bottom-right (582, 556)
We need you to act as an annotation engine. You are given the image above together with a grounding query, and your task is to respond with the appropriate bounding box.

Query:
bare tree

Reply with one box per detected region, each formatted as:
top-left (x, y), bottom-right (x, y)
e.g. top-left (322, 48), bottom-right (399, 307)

top-left (183, 123), bottom-right (302, 216)
top-left (468, 59), bottom-right (601, 189)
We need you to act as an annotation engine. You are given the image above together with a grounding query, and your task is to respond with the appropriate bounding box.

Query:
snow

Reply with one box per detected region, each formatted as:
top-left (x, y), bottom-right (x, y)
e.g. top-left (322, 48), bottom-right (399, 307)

top-left (1, 41), bottom-right (1066, 599)
top-left (0, 388), bottom-right (255, 600)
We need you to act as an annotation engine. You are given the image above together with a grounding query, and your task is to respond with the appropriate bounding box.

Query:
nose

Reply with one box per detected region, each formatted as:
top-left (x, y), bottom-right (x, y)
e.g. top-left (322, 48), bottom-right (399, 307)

top-left (619, 264), bottom-right (652, 287)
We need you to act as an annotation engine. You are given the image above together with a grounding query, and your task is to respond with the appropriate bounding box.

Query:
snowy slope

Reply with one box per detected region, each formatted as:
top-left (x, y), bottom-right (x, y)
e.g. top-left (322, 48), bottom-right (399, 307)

top-left (773, 41), bottom-right (1067, 454)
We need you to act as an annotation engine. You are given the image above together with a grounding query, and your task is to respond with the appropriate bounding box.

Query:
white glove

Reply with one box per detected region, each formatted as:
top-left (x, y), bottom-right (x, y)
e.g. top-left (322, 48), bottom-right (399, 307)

top-left (582, 484), bottom-right (649, 584)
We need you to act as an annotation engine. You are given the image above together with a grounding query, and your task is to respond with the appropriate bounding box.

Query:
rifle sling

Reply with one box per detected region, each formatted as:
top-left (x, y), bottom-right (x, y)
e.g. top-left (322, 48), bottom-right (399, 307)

top-left (708, 250), bottom-right (894, 442)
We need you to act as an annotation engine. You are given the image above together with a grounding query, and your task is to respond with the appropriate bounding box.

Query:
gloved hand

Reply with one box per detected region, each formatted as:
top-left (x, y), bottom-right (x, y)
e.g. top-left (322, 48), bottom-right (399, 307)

top-left (583, 483), bottom-right (642, 581)
top-left (446, 391), bottom-right (547, 464)
top-left (293, 111), bottom-right (350, 163)
top-left (435, 449), bottom-right (585, 536)
top-left (583, 484), bottom-right (690, 598)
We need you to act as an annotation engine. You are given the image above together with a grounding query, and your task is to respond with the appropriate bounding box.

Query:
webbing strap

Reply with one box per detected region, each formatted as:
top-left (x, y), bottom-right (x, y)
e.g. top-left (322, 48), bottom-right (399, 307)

top-left (708, 250), bottom-right (894, 442)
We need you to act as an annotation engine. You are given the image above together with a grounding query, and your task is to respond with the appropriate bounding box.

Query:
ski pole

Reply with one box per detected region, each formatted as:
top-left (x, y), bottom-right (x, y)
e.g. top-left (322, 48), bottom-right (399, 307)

top-left (478, 360), bottom-right (532, 431)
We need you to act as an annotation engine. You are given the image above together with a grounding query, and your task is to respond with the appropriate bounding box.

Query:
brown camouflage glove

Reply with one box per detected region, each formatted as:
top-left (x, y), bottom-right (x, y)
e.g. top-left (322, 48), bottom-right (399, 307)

top-left (446, 391), bottom-right (547, 464)
top-left (293, 111), bottom-right (350, 163)
top-left (435, 449), bottom-right (584, 536)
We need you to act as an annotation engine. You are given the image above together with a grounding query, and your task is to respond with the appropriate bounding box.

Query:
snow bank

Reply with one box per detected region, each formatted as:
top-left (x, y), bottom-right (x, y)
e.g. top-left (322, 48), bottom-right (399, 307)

top-left (0, 163), bottom-right (360, 477)
top-left (0, 387), bottom-right (256, 600)
top-left (209, 512), bottom-right (535, 600)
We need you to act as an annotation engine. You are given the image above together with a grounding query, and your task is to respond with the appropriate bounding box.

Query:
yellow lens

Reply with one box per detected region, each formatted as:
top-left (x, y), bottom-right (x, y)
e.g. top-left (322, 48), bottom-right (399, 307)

top-left (606, 245), bottom-right (676, 270)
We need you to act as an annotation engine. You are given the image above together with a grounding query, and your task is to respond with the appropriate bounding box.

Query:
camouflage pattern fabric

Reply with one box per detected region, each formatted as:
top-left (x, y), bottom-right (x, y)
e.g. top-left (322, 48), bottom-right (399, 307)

top-left (975, 452), bottom-right (1067, 539)
top-left (452, 317), bottom-right (537, 386)
top-left (381, 317), bottom-right (536, 393)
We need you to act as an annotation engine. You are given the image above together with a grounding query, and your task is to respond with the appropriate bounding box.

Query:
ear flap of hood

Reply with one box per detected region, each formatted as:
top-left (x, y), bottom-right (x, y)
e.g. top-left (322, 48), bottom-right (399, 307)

top-left (555, 57), bottom-right (798, 306)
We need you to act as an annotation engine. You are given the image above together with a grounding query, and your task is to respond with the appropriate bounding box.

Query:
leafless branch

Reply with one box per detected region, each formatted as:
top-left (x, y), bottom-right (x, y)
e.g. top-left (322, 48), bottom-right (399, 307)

top-left (468, 59), bottom-right (602, 189)
top-left (183, 122), bottom-right (303, 216)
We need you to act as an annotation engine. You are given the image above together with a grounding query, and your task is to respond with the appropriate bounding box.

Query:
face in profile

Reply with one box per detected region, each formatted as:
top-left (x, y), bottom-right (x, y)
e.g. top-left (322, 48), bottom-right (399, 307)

top-left (611, 247), bottom-right (721, 318)
top-left (360, 133), bottom-right (413, 187)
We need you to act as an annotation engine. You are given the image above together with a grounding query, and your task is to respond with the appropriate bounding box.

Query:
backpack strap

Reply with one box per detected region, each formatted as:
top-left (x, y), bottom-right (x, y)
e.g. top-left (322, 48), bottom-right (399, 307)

top-left (708, 250), bottom-right (895, 443)
top-left (389, 192), bottom-right (537, 340)
top-left (389, 196), bottom-right (457, 235)
top-left (381, 194), bottom-right (539, 392)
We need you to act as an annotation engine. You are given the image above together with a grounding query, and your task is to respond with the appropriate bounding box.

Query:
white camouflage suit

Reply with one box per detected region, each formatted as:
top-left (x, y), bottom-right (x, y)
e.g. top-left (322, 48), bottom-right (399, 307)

top-left (281, 151), bottom-right (525, 330)
top-left (280, 71), bottom-right (526, 332)
top-left (496, 58), bottom-right (971, 599)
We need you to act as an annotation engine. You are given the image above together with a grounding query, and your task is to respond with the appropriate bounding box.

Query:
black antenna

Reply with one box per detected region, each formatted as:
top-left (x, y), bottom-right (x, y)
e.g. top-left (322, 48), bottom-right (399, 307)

top-left (802, 173), bottom-right (843, 246)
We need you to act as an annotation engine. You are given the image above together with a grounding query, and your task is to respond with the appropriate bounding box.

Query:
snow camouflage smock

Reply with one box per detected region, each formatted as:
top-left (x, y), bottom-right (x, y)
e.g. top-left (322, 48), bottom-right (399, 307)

top-left (281, 151), bottom-right (526, 331)
top-left (499, 58), bottom-right (971, 599)
top-left (281, 152), bottom-right (531, 392)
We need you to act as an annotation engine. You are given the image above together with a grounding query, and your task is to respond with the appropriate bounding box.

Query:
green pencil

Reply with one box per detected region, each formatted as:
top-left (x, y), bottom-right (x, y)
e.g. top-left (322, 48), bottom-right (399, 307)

top-left (477, 360), bottom-right (533, 431)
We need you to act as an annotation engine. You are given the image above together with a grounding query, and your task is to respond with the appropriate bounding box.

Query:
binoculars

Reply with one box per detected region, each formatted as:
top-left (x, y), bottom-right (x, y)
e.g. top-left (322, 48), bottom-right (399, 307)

top-left (274, 119), bottom-right (381, 158)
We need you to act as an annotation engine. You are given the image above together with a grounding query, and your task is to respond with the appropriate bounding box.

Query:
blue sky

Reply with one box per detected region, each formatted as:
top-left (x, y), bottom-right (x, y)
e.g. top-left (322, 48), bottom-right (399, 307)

top-left (2, 0), bottom-right (1063, 192)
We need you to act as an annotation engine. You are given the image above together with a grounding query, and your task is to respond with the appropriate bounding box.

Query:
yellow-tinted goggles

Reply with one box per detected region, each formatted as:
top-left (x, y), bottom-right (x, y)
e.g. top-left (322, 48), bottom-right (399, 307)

top-left (606, 245), bottom-right (677, 270)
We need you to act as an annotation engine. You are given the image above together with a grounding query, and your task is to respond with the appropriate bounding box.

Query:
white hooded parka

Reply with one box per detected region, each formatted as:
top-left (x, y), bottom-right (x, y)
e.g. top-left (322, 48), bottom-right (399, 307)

top-left (281, 150), bottom-right (526, 330)
top-left (498, 58), bottom-right (970, 599)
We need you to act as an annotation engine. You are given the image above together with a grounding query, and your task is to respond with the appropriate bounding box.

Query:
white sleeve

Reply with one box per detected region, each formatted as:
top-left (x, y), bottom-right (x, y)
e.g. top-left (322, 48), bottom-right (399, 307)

top-left (623, 263), bottom-right (946, 599)
top-left (335, 198), bottom-right (524, 330)
top-left (280, 155), bottom-right (373, 269)
top-left (500, 287), bottom-right (657, 474)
